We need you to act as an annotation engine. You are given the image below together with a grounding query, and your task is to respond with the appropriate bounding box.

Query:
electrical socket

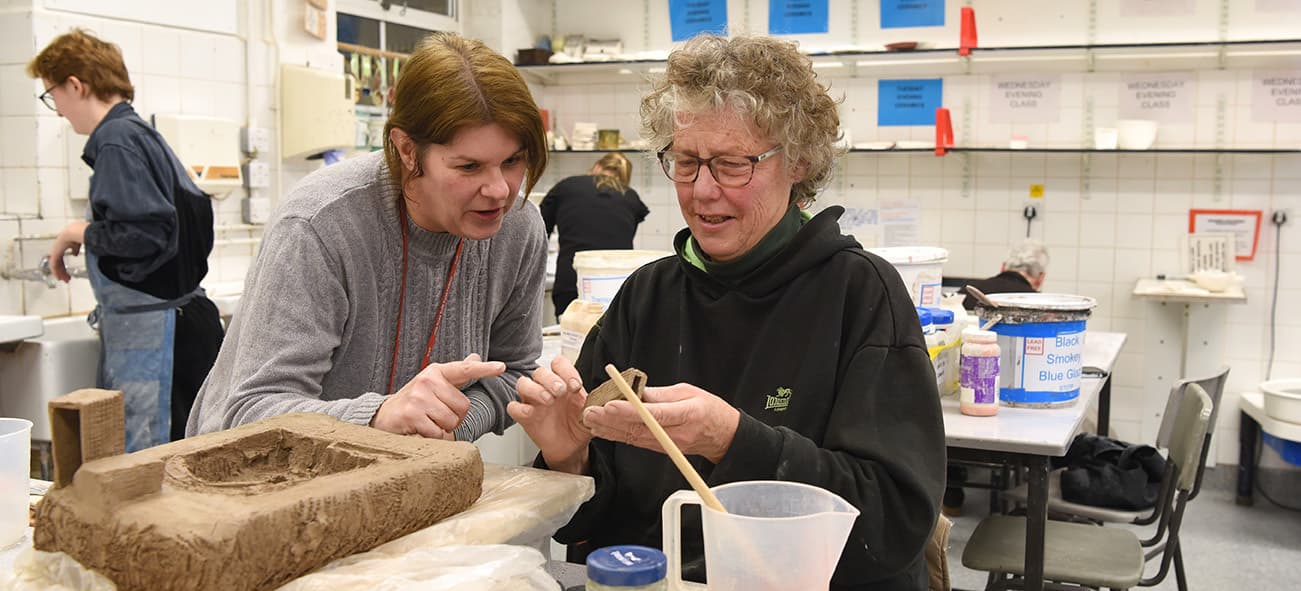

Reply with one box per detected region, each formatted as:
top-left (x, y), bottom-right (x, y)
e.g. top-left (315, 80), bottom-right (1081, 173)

top-left (1272, 209), bottom-right (1289, 226)
top-left (240, 127), bottom-right (272, 155)
top-left (242, 161), bottom-right (270, 189)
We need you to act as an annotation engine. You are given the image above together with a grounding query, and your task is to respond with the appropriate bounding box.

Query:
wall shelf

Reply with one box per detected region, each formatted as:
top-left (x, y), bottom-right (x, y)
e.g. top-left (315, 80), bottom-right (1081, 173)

top-left (518, 39), bottom-right (1301, 84)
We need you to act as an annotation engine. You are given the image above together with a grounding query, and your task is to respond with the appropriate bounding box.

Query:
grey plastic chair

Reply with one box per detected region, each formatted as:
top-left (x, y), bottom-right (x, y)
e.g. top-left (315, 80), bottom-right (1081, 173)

top-left (1001, 366), bottom-right (1228, 527)
top-left (962, 383), bottom-right (1213, 591)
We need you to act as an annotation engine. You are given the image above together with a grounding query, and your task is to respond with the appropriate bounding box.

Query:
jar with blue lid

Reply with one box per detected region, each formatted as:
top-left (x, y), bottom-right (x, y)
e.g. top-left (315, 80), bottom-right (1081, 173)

top-left (586, 545), bottom-right (667, 590)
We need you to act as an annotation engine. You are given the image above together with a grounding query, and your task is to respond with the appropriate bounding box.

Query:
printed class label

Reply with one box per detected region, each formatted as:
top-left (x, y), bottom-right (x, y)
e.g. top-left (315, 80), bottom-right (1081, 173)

top-left (1253, 70), bottom-right (1301, 123)
top-left (881, 0), bottom-right (945, 29)
top-left (768, 0), bottom-right (828, 35)
top-left (1119, 72), bottom-right (1195, 123)
top-left (669, 0), bottom-right (727, 42)
top-left (1019, 329), bottom-right (1085, 393)
top-left (989, 74), bottom-right (1061, 124)
top-left (961, 354), bottom-right (999, 404)
top-left (878, 79), bottom-right (943, 126)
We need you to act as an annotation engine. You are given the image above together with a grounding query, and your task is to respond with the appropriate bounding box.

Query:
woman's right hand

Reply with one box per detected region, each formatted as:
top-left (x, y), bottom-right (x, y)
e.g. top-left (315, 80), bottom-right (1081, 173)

top-left (372, 354), bottom-right (506, 439)
top-left (507, 356), bottom-right (591, 474)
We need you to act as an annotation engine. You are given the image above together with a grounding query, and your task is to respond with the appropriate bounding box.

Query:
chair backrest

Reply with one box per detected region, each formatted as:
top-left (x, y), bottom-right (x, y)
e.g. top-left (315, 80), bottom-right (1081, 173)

top-left (1166, 383), bottom-right (1213, 492)
top-left (1156, 366), bottom-right (1229, 448)
top-left (1155, 366), bottom-right (1229, 499)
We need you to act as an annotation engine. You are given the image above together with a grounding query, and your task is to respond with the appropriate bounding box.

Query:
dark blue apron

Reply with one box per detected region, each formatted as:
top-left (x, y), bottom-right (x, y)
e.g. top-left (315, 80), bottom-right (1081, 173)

top-left (85, 250), bottom-right (200, 451)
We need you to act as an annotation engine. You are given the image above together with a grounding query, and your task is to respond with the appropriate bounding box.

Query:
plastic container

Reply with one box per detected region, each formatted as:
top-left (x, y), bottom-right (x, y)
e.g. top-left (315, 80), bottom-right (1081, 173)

top-left (1117, 119), bottom-right (1158, 149)
top-left (573, 250), bottom-right (672, 308)
top-left (662, 480), bottom-right (858, 591)
top-left (960, 329), bottom-right (1000, 416)
top-left (559, 300), bottom-right (605, 362)
top-left (916, 307), bottom-right (934, 335)
top-left (1260, 379), bottom-right (1301, 424)
top-left (930, 308), bottom-right (959, 396)
top-left (975, 293), bottom-right (1096, 408)
top-left (587, 545), bottom-right (667, 590)
top-left (0, 417), bottom-right (32, 549)
top-left (868, 246), bottom-right (948, 307)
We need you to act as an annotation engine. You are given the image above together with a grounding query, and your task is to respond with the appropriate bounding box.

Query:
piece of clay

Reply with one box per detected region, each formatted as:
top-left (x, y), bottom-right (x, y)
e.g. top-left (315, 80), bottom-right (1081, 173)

top-left (33, 413), bottom-right (483, 591)
top-left (584, 368), bottom-right (646, 409)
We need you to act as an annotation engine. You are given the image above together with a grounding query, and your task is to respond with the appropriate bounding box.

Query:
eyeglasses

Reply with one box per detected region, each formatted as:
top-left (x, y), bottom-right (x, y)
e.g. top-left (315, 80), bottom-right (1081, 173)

top-left (657, 144), bottom-right (783, 188)
top-left (37, 82), bottom-right (60, 111)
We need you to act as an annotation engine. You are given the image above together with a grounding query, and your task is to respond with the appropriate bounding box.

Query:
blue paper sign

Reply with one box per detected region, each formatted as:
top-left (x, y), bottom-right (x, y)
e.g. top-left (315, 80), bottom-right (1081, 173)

top-left (670, 0), bottom-right (728, 42)
top-left (769, 0), bottom-right (828, 35)
top-left (878, 79), bottom-right (943, 126)
top-left (881, 0), bottom-right (945, 29)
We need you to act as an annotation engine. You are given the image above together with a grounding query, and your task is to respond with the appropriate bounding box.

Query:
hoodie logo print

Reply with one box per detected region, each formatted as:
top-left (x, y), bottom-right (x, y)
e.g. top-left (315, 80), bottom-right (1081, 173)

top-left (765, 387), bottom-right (792, 412)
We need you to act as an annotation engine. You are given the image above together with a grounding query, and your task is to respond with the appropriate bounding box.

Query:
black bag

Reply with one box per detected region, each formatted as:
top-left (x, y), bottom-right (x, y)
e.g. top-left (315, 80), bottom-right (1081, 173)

top-left (1050, 434), bottom-right (1167, 510)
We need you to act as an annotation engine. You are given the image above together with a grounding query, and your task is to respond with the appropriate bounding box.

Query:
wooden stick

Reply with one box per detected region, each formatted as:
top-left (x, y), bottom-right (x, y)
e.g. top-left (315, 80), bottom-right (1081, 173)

top-left (604, 364), bottom-right (726, 513)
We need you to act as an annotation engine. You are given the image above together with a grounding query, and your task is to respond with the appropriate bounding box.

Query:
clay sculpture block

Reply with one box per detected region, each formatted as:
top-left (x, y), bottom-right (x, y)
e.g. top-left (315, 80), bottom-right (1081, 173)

top-left (47, 389), bottom-right (126, 488)
top-left (584, 367), bottom-right (646, 409)
top-left (33, 412), bottom-right (483, 591)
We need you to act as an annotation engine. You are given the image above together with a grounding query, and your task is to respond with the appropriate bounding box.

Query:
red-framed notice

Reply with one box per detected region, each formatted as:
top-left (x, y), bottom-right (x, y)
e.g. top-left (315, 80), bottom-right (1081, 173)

top-left (1188, 209), bottom-right (1263, 261)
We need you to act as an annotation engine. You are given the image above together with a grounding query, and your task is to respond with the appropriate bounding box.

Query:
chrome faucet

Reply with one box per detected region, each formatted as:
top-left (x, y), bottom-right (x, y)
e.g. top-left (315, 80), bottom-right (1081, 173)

top-left (2, 256), bottom-right (89, 288)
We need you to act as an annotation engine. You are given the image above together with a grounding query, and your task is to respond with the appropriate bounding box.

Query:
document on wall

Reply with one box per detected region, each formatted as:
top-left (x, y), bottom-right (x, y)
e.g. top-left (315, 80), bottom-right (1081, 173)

top-left (669, 0), bottom-right (727, 42)
top-left (1256, 0), bottom-right (1301, 12)
top-left (880, 200), bottom-right (922, 247)
top-left (839, 207), bottom-right (880, 248)
top-left (989, 75), bottom-right (1061, 124)
top-left (878, 79), bottom-right (944, 127)
top-left (1119, 72), bottom-right (1195, 124)
top-left (1252, 70), bottom-right (1301, 123)
top-left (769, 0), bottom-right (829, 34)
top-left (1120, 0), bottom-right (1194, 17)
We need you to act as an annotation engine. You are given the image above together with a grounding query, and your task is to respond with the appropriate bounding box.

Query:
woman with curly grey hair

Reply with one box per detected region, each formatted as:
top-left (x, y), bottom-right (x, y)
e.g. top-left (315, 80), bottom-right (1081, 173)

top-left (511, 34), bottom-right (945, 590)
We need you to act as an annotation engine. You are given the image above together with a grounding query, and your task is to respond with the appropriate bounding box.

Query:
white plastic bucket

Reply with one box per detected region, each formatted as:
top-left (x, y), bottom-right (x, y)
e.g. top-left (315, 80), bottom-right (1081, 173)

top-left (573, 250), bottom-right (672, 308)
top-left (975, 293), bottom-right (1096, 408)
top-left (0, 417), bottom-right (32, 549)
top-left (868, 246), bottom-right (948, 307)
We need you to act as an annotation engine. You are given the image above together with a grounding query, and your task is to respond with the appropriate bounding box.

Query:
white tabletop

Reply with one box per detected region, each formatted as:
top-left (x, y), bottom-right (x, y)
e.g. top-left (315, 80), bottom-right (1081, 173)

top-left (942, 331), bottom-right (1127, 457)
top-left (1132, 278), bottom-right (1246, 303)
top-left (1240, 391), bottom-right (1301, 441)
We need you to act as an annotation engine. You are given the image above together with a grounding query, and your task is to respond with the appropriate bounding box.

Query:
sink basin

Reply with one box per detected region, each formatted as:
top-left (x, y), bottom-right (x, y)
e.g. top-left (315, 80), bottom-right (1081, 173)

top-left (0, 315), bottom-right (43, 345)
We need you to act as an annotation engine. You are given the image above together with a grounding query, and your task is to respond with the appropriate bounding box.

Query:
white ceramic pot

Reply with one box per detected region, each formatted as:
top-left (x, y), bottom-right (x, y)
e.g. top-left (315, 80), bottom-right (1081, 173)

top-left (1117, 119), bottom-right (1158, 150)
top-left (1260, 379), bottom-right (1301, 424)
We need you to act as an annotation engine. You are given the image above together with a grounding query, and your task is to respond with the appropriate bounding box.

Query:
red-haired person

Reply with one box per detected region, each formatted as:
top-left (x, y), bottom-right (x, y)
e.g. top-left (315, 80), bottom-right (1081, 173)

top-left (29, 29), bottom-right (223, 451)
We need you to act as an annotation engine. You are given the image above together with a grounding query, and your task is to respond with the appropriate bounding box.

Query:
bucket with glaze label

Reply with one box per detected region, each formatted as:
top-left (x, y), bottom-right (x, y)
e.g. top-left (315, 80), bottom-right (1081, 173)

top-left (976, 293), bottom-right (1096, 408)
top-left (867, 246), bottom-right (948, 307)
top-left (574, 250), bottom-right (672, 308)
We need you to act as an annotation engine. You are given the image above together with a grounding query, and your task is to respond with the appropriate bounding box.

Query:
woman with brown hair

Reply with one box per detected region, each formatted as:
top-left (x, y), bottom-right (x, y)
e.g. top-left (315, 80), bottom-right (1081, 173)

top-left (29, 29), bottom-right (224, 451)
top-left (188, 32), bottom-right (549, 443)
top-left (540, 152), bottom-right (650, 319)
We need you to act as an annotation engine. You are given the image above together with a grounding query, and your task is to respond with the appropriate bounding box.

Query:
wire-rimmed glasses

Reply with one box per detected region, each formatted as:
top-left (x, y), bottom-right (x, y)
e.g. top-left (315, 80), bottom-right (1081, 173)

top-left (657, 144), bottom-right (783, 187)
top-left (37, 82), bottom-right (60, 111)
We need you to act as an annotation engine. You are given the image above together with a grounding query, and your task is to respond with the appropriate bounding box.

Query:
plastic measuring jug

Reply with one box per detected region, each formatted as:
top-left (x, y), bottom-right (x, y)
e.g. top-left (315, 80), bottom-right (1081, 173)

top-left (661, 480), bottom-right (859, 590)
top-left (0, 418), bottom-right (32, 549)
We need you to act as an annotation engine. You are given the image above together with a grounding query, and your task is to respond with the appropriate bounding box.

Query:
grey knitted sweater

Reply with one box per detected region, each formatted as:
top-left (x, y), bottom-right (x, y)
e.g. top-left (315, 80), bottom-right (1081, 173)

top-left (186, 151), bottom-right (546, 440)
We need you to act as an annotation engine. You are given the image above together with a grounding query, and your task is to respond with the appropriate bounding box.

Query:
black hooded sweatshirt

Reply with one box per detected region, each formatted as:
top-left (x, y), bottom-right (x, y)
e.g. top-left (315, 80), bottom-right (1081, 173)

top-left (550, 206), bottom-right (946, 590)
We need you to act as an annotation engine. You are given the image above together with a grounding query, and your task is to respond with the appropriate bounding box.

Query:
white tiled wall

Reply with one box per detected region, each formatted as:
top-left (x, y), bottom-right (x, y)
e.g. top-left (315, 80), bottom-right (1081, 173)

top-left (533, 0), bottom-right (1301, 469)
top-left (0, 0), bottom-right (335, 318)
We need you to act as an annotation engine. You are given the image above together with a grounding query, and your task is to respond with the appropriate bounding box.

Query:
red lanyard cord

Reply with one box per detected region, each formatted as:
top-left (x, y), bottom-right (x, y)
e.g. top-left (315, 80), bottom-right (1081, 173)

top-left (387, 199), bottom-right (466, 393)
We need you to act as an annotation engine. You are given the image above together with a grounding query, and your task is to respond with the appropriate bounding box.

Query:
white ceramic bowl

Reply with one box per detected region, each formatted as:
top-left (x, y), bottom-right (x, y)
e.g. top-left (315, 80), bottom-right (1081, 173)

top-left (1117, 119), bottom-right (1158, 150)
top-left (1189, 270), bottom-right (1239, 292)
top-left (1260, 379), bottom-right (1301, 424)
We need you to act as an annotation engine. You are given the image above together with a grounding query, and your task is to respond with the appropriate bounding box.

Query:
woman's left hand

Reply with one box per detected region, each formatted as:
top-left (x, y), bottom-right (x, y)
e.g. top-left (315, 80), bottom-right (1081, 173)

top-left (582, 383), bottom-right (740, 464)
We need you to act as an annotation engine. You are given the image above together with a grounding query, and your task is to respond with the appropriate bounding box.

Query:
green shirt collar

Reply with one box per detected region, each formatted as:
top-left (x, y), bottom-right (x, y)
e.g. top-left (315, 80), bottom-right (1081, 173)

top-left (684, 205), bottom-right (810, 281)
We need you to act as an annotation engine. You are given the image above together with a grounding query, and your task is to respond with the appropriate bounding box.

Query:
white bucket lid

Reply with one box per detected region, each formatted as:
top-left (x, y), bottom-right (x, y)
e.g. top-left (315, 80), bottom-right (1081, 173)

top-left (867, 246), bottom-right (949, 265)
top-left (985, 292), bottom-right (1097, 311)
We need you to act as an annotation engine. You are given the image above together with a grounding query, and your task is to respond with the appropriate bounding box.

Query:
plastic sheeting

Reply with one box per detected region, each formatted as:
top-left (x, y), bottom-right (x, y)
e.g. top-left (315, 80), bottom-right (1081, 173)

top-left (2, 463), bottom-right (593, 591)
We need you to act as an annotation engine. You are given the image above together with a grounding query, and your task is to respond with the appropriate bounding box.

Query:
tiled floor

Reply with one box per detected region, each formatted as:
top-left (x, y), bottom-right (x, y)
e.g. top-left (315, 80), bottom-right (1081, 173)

top-left (946, 467), bottom-right (1301, 590)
